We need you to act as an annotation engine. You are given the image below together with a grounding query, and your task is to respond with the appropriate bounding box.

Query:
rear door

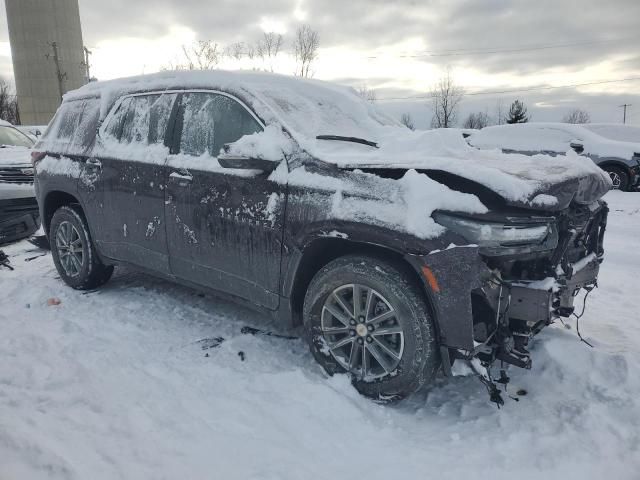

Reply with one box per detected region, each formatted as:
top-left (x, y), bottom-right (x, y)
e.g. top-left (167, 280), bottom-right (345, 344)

top-left (165, 91), bottom-right (286, 309)
top-left (89, 92), bottom-right (178, 274)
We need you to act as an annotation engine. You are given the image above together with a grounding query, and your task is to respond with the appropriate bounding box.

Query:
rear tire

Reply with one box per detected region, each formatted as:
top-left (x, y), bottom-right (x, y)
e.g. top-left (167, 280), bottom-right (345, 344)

top-left (303, 254), bottom-right (440, 401)
top-left (50, 205), bottom-right (113, 290)
top-left (603, 166), bottom-right (629, 191)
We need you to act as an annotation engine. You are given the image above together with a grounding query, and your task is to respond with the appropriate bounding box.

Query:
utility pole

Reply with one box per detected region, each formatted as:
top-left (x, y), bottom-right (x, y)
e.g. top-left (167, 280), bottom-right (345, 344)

top-left (619, 104), bottom-right (632, 124)
top-left (47, 42), bottom-right (66, 100)
top-left (83, 46), bottom-right (92, 82)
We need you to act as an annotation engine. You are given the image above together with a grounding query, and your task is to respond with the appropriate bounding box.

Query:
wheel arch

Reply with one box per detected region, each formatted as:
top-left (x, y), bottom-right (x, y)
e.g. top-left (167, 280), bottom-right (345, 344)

top-left (597, 159), bottom-right (633, 177)
top-left (286, 237), bottom-right (436, 327)
top-left (42, 190), bottom-right (82, 237)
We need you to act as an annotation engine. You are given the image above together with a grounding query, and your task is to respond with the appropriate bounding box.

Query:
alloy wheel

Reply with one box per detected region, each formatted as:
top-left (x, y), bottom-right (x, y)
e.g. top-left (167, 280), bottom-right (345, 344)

top-left (321, 284), bottom-right (405, 380)
top-left (608, 171), bottom-right (621, 189)
top-left (55, 221), bottom-right (84, 277)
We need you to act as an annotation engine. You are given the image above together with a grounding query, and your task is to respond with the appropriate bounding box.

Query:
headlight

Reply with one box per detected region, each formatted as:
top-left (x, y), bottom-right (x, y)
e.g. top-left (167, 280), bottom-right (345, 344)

top-left (433, 212), bottom-right (551, 247)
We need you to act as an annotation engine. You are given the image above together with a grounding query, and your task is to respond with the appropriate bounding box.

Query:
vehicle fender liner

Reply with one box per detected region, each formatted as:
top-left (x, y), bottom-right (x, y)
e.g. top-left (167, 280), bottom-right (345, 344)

top-left (406, 246), bottom-right (483, 352)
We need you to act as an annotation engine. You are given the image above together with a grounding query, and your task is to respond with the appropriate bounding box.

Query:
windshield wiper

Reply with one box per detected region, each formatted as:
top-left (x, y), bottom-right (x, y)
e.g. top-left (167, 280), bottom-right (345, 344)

top-left (316, 135), bottom-right (378, 148)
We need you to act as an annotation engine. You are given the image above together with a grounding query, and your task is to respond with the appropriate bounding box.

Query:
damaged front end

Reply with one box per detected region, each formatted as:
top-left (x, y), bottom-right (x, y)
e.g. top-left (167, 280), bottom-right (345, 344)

top-left (408, 199), bottom-right (608, 401)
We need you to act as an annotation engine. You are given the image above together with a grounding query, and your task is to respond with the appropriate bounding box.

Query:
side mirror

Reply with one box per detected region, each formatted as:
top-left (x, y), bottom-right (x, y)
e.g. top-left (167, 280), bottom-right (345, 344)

top-left (569, 141), bottom-right (584, 154)
top-left (217, 153), bottom-right (278, 173)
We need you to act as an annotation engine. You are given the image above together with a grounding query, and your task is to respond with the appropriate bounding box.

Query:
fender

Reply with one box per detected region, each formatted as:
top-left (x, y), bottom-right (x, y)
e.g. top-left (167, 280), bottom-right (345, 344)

top-left (279, 217), bottom-right (479, 356)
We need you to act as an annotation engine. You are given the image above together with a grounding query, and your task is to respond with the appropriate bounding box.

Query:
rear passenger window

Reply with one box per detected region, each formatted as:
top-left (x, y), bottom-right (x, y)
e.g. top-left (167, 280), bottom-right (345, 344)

top-left (103, 93), bottom-right (176, 146)
top-left (179, 93), bottom-right (262, 157)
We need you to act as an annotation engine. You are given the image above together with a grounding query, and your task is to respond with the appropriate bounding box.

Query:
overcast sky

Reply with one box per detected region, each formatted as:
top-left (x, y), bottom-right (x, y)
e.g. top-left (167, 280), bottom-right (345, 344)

top-left (1, 0), bottom-right (639, 127)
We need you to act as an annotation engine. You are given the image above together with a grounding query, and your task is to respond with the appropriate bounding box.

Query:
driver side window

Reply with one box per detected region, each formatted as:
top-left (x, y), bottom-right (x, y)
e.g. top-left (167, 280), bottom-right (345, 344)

top-left (179, 92), bottom-right (262, 158)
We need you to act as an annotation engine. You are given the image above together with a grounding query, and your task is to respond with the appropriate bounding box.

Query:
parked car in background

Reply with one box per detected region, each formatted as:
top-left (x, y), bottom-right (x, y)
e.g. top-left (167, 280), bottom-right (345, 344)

top-left (467, 123), bottom-right (640, 191)
top-left (0, 120), bottom-right (39, 245)
top-left (33, 71), bottom-right (610, 402)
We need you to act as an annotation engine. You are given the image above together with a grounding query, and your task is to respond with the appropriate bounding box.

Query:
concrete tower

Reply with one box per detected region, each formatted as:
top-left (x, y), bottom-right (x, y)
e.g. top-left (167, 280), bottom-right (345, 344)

top-left (5, 0), bottom-right (87, 125)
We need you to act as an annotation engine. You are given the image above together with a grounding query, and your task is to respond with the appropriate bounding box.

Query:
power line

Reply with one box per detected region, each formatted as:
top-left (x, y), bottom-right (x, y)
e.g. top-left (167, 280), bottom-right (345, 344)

top-left (366, 37), bottom-right (637, 59)
top-left (377, 76), bottom-right (640, 101)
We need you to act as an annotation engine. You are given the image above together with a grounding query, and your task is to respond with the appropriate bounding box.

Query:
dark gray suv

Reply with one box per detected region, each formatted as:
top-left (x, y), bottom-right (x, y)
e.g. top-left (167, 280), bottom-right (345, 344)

top-left (33, 71), bottom-right (611, 403)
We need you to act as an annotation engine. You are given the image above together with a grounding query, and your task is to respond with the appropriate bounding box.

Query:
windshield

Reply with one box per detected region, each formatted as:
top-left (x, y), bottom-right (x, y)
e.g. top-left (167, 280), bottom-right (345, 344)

top-left (248, 80), bottom-right (397, 142)
top-left (0, 125), bottom-right (34, 148)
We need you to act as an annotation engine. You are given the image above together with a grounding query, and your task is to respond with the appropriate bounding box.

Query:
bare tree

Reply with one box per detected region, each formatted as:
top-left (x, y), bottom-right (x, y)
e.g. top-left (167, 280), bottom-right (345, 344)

top-left (429, 68), bottom-right (464, 128)
top-left (293, 24), bottom-right (319, 77)
top-left (463, 111), bottom-right (491, 129)
top-left (172, 40), bottom-right (222, 70)
top-left (225, 41), bottom-right (247, 61)
top-left (0, 78), bottom-right (20, 125)
top-left (563, 108), bottom-right (591, 124)
top-left (256, 32), bottom-right (283, 72)
top-left (357, 85), bottom-right (377, 103)
top-left (400, 113), bottom-right (416, 130)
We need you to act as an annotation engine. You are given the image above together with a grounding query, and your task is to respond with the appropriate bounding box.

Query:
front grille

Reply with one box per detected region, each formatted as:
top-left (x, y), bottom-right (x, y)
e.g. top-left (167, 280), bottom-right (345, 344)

top-left (0, 167), bottom-right (34, 184)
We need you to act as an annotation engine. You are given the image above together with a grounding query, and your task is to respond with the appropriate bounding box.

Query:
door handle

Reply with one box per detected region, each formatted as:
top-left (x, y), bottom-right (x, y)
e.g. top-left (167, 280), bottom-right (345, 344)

top-left (169, 171), bottom-right (193, 184)
top-left (86, 158), bottom-right (102, 168)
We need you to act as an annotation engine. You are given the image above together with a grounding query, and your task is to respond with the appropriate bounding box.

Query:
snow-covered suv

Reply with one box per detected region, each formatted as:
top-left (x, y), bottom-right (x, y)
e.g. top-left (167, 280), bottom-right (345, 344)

top-left (33, 71), bottom-right (611, 402)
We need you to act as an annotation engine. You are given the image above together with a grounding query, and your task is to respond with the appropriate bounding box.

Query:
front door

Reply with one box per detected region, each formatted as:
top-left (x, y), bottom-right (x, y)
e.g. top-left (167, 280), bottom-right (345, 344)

top-left (91, 92), bottom-right (178, 274)
top-left (165, 91), bottom-right (286, 309)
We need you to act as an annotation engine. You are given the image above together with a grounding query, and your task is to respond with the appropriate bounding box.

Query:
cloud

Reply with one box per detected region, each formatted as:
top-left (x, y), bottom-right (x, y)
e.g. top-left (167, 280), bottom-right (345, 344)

top-left (1, 0), bottom-right (638, 124)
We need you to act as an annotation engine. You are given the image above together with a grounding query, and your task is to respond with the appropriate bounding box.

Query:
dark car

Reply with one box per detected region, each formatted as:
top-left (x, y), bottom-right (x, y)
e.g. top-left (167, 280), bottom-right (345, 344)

top-left (33, 71), bottom-right (611, 402)
top-left (0, 120), bottom-right (40, 245)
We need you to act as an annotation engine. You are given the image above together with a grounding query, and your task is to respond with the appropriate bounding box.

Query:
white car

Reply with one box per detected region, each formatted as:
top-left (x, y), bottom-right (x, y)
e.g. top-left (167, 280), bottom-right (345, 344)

top-left (0, 120), bottom-right (40, 245)
top-left (467, 122), bottom-right (640, 191)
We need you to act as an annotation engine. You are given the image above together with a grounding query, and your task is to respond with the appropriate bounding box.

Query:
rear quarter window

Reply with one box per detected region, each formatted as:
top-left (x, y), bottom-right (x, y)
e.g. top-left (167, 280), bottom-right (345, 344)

top-left (39, 98), bottom-right (100, 155)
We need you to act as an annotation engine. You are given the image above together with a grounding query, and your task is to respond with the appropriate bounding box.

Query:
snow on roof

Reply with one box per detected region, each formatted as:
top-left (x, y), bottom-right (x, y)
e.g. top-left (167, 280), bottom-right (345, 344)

top-left (0, 119), bottom-right (13, 127)
top-left (64, 69), bottom-right (397, 142)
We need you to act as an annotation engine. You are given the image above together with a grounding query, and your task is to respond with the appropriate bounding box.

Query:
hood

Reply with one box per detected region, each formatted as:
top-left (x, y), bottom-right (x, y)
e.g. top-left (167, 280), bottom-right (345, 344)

top-left (0, 146), bottom-right (32, 167)
top-left (308, 129), bottom-right (611, 211)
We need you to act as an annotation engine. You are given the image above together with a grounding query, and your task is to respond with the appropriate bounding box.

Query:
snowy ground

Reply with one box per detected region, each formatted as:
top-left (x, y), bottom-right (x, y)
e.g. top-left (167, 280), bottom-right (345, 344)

top-left (1, 191), bottom-right (639, 480)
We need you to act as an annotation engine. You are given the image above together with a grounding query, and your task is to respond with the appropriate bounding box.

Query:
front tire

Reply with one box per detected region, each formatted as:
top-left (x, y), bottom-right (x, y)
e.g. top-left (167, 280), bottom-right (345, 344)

top-left (50, 205), bottom-right (114, 290)
top-left (303, 255), bottom-right (440, 401)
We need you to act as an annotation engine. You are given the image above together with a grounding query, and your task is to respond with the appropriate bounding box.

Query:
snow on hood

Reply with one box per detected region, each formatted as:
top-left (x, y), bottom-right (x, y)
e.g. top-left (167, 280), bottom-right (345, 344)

top-left (300, 128), bottom-right (612, 207)
top-left (468, 123), bottom-right (640, 161)
top-left (0, 145), bottom-right (31, 167)
top-left (65, 71), bottom-right (611, 206)
top-left (270, 161), bottom-right (488, 239)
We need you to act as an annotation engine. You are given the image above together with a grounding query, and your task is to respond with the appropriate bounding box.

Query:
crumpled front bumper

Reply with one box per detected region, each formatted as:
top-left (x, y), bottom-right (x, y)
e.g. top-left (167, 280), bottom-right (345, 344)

top-left (406, 203), bottom-right (607, 375)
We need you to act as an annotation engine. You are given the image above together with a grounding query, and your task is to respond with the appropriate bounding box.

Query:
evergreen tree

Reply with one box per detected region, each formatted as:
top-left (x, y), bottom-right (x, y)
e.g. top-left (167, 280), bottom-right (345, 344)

top-left (506, 100), bottom-right (529, 124)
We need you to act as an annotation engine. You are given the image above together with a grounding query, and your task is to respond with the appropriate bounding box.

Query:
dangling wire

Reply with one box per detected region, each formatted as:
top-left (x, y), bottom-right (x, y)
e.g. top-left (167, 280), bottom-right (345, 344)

top-left (572, 285), bottom-right (596, 348)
